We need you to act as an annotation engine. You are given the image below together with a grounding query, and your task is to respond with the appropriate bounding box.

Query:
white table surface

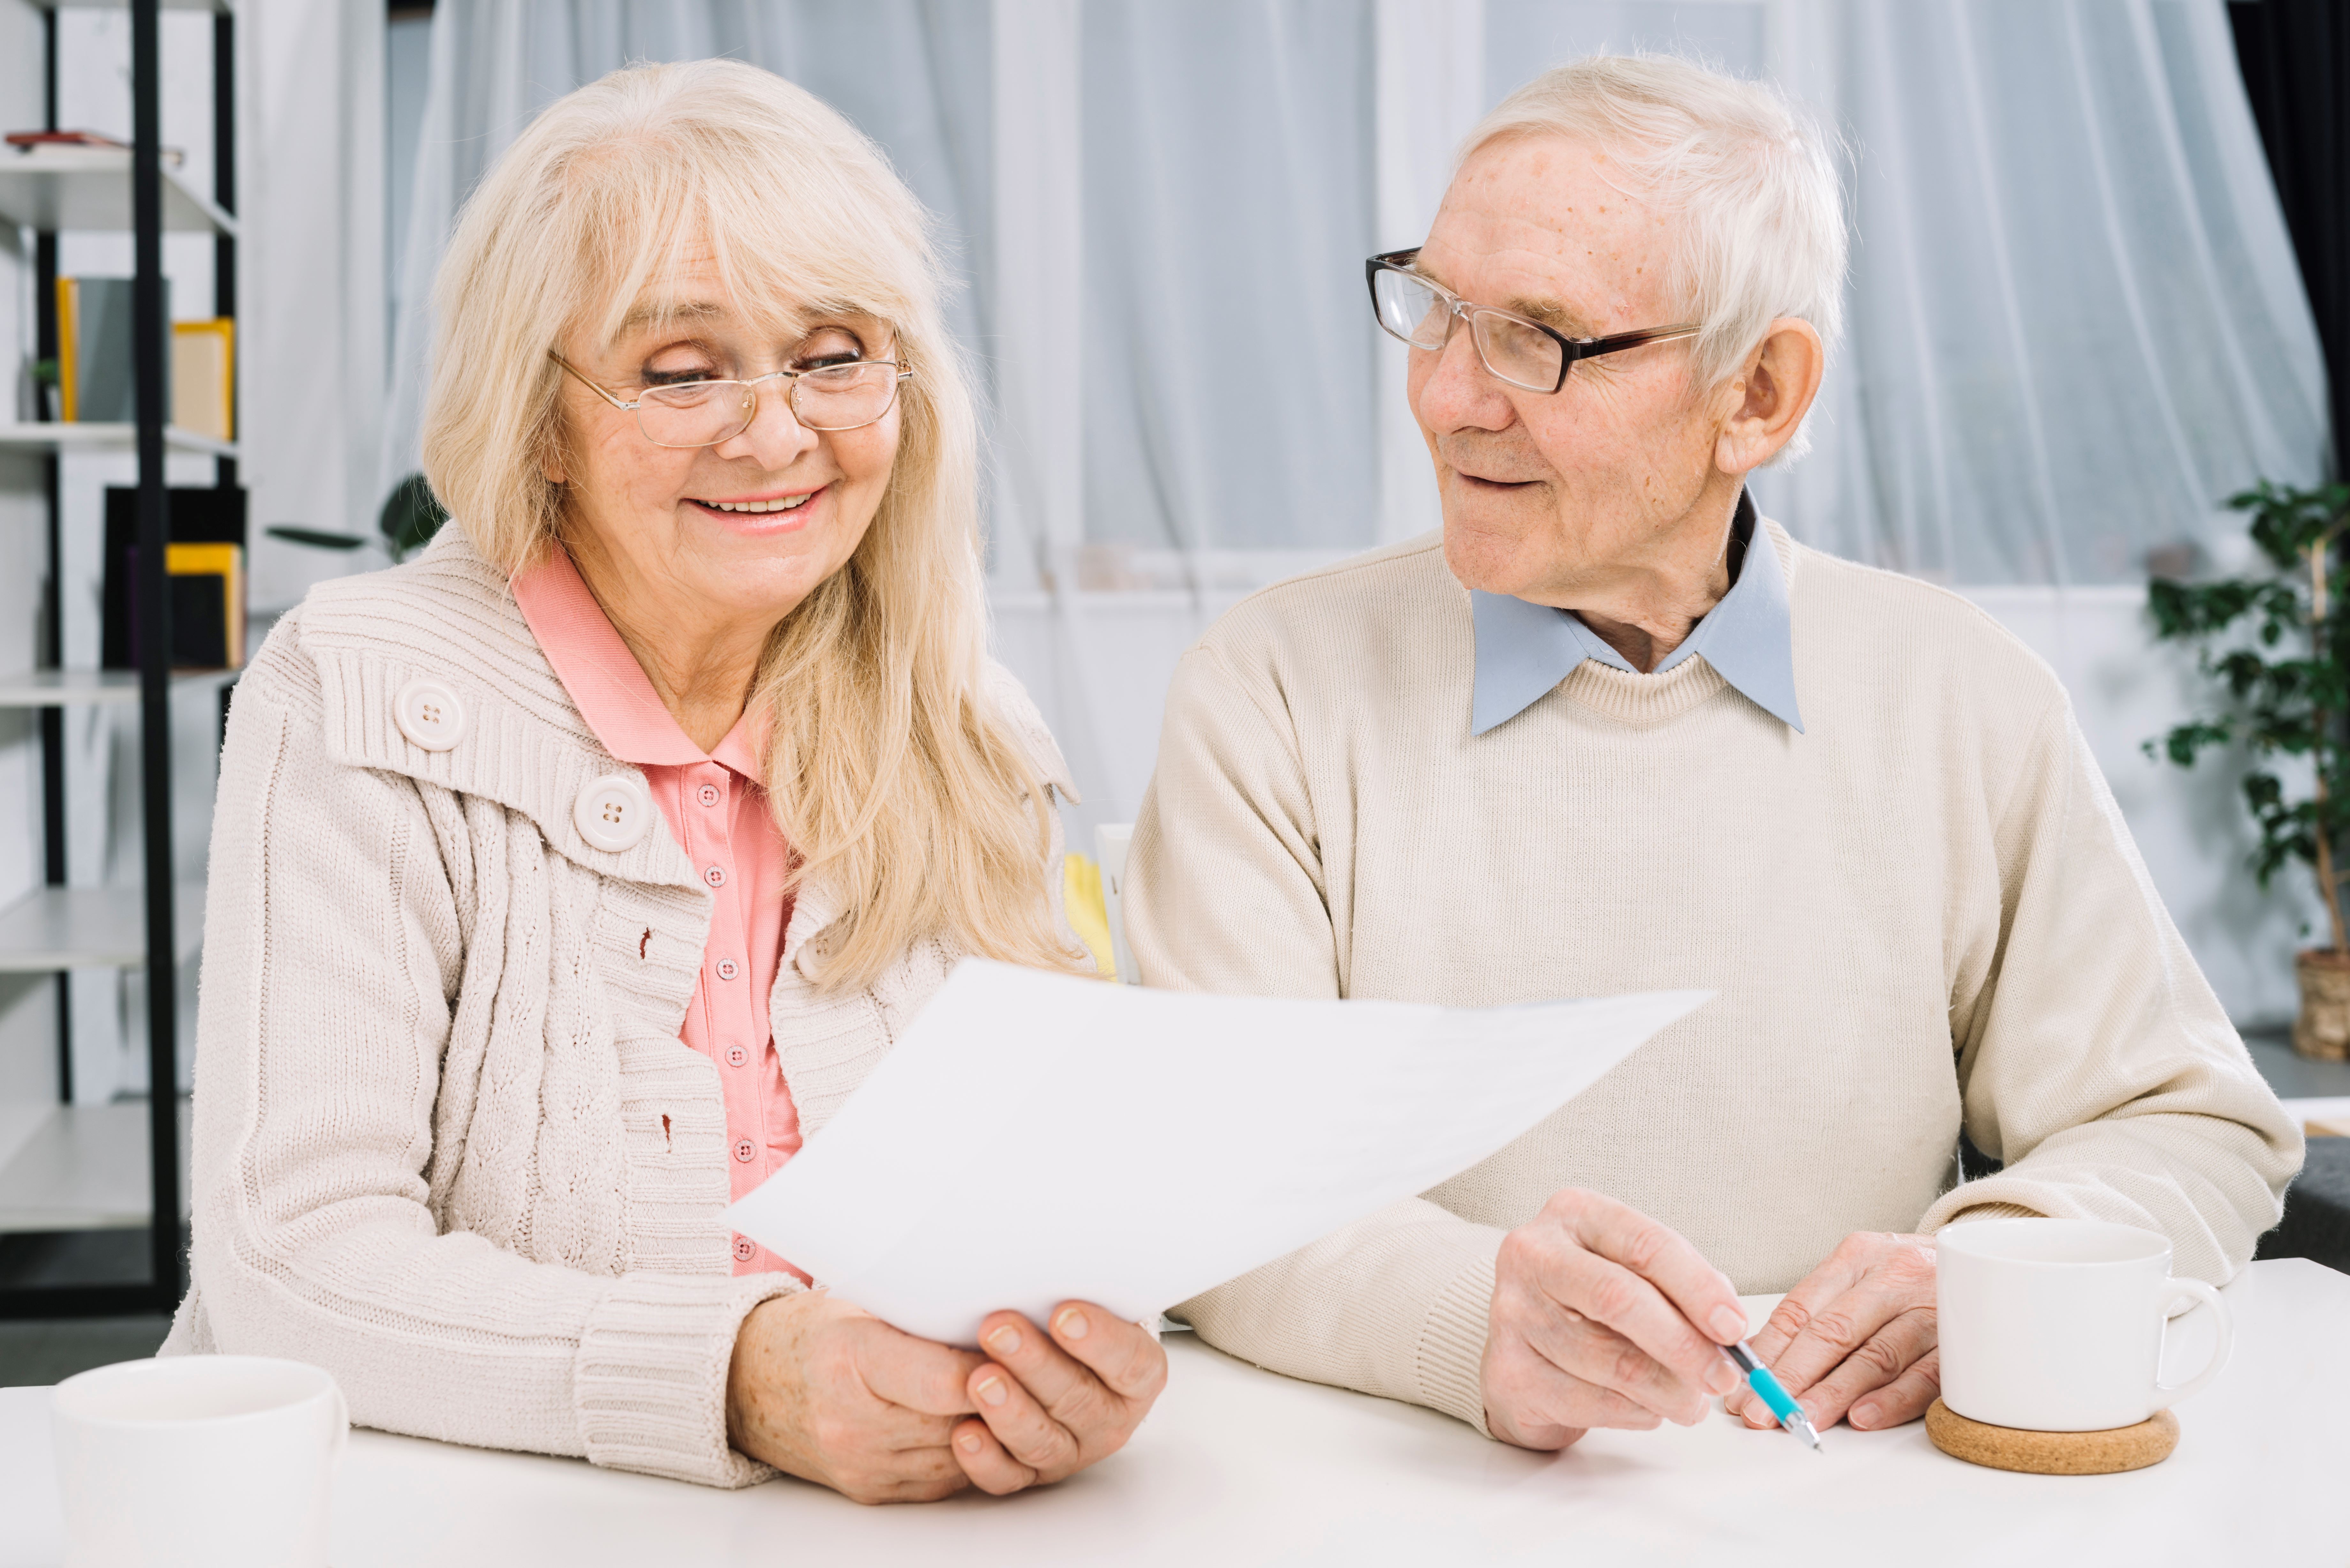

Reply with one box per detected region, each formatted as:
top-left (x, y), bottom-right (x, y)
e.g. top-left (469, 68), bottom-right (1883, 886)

top-left (4, 1260), bottom-right (2344, 1568)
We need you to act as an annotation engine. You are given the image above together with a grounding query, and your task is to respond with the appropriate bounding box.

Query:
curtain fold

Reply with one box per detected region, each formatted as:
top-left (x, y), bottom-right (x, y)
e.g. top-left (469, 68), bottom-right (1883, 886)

top-left (1743, 0), bottom-right (2325, 582)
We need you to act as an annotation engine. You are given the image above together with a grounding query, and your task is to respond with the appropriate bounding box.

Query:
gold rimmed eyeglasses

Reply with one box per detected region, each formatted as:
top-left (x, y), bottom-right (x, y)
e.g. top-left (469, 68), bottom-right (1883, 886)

top-left (549, 351), bottom-right (915, 447)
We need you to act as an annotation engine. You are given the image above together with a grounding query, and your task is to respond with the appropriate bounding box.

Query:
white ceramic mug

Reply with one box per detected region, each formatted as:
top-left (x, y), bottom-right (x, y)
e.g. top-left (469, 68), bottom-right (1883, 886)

top-left (1936, 1217), bottom-right (2232, 1432)
top-left (51, 1355), bottom-right (347, 1568)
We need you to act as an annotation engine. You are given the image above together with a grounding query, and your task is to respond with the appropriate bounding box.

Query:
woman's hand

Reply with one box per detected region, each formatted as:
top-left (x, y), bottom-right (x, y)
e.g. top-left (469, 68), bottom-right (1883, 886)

top-left (952, 1303), bottom-right (1169, 1495)
top-left (726, 1292), bottom-right (1167, 1504)
top-left (727, 1292), bottom-right (986, 1504)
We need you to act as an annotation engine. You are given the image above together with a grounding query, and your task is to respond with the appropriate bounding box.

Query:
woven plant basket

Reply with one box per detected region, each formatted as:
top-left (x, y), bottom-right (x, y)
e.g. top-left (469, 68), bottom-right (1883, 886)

top-left (2292, 950), bottom-right (2350, 1062)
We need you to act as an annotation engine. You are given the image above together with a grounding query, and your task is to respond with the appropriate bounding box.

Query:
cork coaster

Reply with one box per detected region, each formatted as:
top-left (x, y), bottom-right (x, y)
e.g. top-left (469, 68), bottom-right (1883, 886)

top-left (1925, 1398), bottom-right (2178, 1475)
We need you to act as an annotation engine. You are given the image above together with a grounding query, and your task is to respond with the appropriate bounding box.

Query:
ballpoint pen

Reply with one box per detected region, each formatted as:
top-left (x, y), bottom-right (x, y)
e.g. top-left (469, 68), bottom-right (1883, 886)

top-left (1723, 1341), bottom-right (1824, 1452)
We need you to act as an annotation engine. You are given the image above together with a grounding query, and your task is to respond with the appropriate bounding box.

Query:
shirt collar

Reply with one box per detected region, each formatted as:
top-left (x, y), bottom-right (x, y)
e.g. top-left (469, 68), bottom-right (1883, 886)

top-left (1469, 491), bottom-right (1803, 735)
top-left (512, 544), bottom-right (765, 776)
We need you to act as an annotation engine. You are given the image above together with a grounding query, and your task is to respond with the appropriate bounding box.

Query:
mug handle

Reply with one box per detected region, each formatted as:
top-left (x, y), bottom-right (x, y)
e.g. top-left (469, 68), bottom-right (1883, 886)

top-left (2148, 1278), bottom-right (2233, 1411)
top-left (327, 1382), bottom-right (350, 1461)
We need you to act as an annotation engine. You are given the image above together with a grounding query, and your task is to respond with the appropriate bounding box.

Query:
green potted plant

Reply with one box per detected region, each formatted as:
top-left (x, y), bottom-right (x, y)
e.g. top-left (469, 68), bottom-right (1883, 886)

top-left (2147, 478), bottom-right (2350, 1060)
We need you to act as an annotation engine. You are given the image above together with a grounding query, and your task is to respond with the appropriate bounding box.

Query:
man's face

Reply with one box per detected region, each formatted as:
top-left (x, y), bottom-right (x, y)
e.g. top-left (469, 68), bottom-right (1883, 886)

top-left (1412, 135), bottom-right (1729, 604)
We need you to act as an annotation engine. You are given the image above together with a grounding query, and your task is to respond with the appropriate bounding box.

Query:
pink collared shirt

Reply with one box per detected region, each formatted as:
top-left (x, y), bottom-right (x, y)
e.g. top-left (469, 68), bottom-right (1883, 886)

top-left (514, 548), bottom-right (806, 1281)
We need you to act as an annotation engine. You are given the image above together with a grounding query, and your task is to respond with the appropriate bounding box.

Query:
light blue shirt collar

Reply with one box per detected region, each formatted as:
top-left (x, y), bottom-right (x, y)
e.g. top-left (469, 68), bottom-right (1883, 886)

top-left (1469, 493), bottom-right (1804, 735)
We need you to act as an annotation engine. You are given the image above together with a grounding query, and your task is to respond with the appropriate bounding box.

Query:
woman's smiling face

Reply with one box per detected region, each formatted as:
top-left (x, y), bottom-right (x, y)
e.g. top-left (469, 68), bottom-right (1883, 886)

top-left (546, 245), bottom-right (903, 632)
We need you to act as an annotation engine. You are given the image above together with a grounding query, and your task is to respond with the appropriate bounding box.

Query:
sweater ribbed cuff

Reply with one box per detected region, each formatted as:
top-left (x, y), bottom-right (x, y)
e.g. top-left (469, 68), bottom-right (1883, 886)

top-left (576, 1270), bottom-right (801, 1487)
top-left (1414, 1250), bottom-right (1498, 1437)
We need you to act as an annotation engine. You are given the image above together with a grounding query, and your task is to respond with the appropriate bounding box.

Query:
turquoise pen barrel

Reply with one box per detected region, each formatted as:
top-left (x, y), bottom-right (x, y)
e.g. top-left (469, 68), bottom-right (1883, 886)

top-left (1742, 1362), bottom-right (1802, 1425)
top-left (1722, 1340), bottom-right (1824, 1450)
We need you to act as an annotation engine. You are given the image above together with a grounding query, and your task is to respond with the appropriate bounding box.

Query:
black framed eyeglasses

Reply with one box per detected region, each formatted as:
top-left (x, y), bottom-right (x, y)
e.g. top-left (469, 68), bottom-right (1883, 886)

top-left (1365, 248), bottom-right (1700, 394)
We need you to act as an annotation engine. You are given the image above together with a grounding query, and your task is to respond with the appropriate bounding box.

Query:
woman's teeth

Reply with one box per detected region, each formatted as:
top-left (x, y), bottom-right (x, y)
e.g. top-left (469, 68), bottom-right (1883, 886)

top-left (703, 493), bottom-right (814, 513)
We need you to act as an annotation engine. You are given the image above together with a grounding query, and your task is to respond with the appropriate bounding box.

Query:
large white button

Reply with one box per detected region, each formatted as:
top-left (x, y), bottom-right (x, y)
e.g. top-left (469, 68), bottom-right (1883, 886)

top-left (574, 774), bottom-right (653, 853)
top-left (393, 678), bottom-right (468, 752)
top-left (732, 1236), bottom-right (757, 1262)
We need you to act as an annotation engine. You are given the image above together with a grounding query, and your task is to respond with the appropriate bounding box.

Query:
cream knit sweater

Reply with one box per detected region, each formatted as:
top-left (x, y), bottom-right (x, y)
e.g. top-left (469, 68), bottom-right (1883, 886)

top-left (1128, 522), bottom-right (2301, 1435)
top-left (161, 528), bottom-right (1073, 1486)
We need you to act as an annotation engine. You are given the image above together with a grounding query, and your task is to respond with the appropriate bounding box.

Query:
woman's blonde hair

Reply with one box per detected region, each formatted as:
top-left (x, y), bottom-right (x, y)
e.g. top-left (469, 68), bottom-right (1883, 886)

top-left (421, 58), bottom-right (1079, 991)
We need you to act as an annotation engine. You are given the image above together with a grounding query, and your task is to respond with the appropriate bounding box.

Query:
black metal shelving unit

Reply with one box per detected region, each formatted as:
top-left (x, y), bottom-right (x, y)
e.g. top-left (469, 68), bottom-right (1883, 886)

top-left (0, 0), bottom-right (239, 1319)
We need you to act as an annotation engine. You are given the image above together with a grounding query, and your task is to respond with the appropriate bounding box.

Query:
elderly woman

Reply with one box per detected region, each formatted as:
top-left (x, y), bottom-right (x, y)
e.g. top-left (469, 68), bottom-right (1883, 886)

top-left (163, 60), bottom-right (1164, 1501)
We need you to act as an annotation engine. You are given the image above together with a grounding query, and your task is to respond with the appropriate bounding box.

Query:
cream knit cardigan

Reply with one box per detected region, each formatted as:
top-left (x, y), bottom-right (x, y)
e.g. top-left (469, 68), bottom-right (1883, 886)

top-left (1131, 522), bottom-right (2303, 1435)
top-left (161, 528), bottom-right (1074, 1487)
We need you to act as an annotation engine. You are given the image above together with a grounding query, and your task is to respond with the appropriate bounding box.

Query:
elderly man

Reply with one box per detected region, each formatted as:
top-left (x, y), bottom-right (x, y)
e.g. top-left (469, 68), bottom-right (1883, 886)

top-left (1125, 55), bottom-right (2300, 1451)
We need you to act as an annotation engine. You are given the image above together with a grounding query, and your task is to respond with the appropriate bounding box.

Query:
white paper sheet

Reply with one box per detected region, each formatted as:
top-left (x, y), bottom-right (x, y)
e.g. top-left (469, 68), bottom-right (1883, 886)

top-left (724, 961), bottom-right (1709, 1347)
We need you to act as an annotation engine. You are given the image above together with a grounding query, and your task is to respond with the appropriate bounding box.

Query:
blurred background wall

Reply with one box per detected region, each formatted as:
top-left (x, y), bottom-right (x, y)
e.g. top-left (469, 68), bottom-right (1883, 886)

top-left (1, 0), bottom-right (2334, 1040)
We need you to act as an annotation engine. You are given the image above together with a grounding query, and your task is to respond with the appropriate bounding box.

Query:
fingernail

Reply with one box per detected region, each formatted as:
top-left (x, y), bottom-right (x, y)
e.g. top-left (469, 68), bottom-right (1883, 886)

top-left (1704, 1359), bottom-right (1739, 1396)
top-left (1054, 1308), bottom-right (1089, 1341)
top-left (957, 1431), bottom-right (982, 1453)
top-left (1708, 1307), bottom-right (1747, 1341)
top-left (986, 1325), bottom-right (1022, 1356)
top-left (1852, 1401), bottom-right (1878, 1429)
top-left (976, 1376), bottom-right (1007, 1408)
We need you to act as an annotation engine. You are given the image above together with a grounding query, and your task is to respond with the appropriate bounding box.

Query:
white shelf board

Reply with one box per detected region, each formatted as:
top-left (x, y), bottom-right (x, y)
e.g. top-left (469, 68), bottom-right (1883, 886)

top-left (0, 668), bottom-right (239, 708)
top-left (0, 1100), bottom-right (191, 1233)
top-left (0, 146), bottom-right (236, 235)
top-left (0, 421), bottom-right (238, 459)
top-left (31, 1), bottom-right (226, 10)
top-left (0, 883), bottom-right (205, 973)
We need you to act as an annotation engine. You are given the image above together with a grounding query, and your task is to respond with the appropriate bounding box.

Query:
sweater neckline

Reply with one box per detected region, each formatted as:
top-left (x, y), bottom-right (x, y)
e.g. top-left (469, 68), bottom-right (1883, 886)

top-left (1553, 653), bottom-right (1738, 728)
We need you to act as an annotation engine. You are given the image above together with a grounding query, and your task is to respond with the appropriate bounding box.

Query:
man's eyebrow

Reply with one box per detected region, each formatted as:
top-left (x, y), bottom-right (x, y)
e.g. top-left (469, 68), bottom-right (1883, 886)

top-left (1503, 295), bottom-right (1596, 338)
top-left (1410, 260), bottom-right (1597, 338)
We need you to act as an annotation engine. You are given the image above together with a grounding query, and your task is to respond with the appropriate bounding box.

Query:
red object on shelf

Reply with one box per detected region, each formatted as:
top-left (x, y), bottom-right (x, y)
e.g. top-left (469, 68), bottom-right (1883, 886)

top-left (7, 129), bottom-right (185, 166)
top-left (7, 129), bottom-right (129, 150)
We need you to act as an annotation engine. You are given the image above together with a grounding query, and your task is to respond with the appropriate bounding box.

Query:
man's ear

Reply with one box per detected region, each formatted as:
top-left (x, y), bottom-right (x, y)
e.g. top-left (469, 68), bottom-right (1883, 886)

top-left (1713, 318), bottom-right (1825, 478)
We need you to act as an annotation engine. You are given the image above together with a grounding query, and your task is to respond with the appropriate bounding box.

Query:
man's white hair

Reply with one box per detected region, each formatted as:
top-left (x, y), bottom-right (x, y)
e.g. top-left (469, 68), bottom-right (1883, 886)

top-left (1461, 54), bottom-right (1847, 460)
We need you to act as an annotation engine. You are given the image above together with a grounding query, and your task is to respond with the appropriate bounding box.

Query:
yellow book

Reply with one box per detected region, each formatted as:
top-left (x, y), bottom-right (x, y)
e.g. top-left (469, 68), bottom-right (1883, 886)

top-left (172, 319), bottom-right (234, 440)
top-left (56, 277), bottom-right (79, 423)
top-left (1062, 853), bottom-right (1118, 978)
top-left (165, 542), bottom-right (245, 669)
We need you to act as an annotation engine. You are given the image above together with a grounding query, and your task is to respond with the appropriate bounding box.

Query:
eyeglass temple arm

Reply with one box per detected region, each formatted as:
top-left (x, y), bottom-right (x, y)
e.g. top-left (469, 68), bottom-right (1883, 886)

top-left (547, 351), bottom-right (633, 412)
top-left (1561, 325), bottom-right (1704, 368)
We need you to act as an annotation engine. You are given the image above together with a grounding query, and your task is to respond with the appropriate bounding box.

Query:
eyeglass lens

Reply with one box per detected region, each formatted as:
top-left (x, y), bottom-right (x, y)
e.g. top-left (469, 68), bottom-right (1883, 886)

top-left (1370, 267), bottom-right (1564, 393)
top-left (634, 362), bottom-right (903, 447)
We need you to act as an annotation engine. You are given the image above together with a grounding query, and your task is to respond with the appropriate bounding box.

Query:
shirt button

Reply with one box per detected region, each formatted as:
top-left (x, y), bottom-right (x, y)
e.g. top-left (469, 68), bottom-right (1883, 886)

top-left (733, 1138), bottom-right (755, 1164)
top-left (699, 783), bottom-right (722, 808)
top-left (704, 865), bottom-right (727, 889)
top-left (726, 1044), bottom-right (748, 1067)
top-left (716, 959), bottom-right (739, 981)
top-left (732, 1237), bottom-right (756, 1262)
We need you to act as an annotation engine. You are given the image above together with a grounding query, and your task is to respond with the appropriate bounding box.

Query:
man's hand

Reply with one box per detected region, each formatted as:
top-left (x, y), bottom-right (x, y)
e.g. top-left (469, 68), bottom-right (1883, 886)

top-left (951, 1303), bottom-right (1169, 1494)
top-left (1482, 1188), bottom-right (1750, 1450)
top-left (1724, 1231), bottom-right (1938, 1434)
top-left (727, 1292), bottom-right (985, 1504)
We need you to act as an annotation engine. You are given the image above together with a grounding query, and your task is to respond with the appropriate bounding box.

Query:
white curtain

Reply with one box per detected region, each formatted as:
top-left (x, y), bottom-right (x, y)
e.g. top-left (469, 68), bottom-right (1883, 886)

top-left (1739, 0), bottom-right (2328, 585)
top-left (382, 0), bottom-right (2330, 1020)
top-left (1077, 3), bottom-right (1378, 559)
